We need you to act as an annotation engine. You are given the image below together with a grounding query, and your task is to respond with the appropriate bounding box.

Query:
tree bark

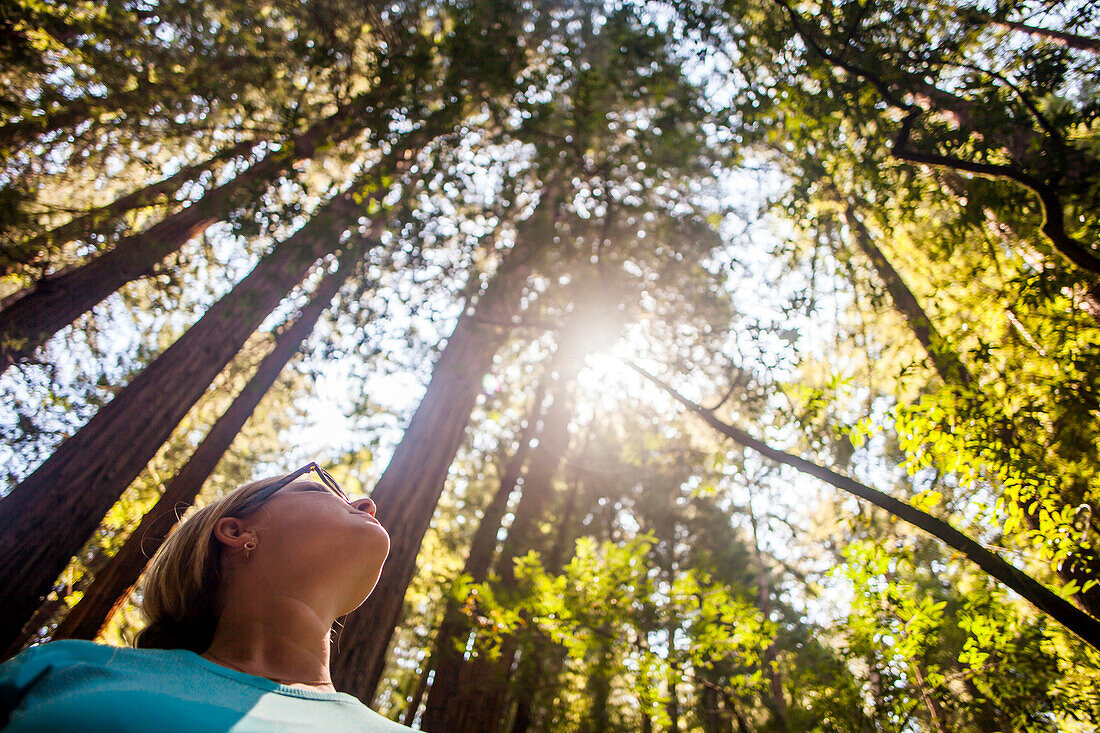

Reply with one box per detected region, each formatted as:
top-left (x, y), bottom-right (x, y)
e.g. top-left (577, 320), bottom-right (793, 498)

top-left (441, 361), bottom-right (580, 733)
top-left (583, 641), bottom-right (613, 733)
top-left (0, 91), bottom-right (381, 373)
top-left (546, 475), bottom-right (581, 572)
top-left (494, 366), bottom-right (578, 588)
top-left (2, 543), bottom-right (107, 658)
top-left (630, 363), bottom-right (1100, 654)
top-left (0, 176), bottom-right (393, 652)
top-left (447, 636), bottom-right (518, 733)
top-left (508, 694), bottom-right (533, 733)
top-left (747, 498), bottom-right (788, 732)
top-left (666, 643), bottom-right (680, 733)
top-left (503, 483), bottom-right (582, 733)
top-left (402, 660), bottom-right (431, 727)
top-left (329, 185), bottom-right (562, 702)
top-left (45, 244), bottom-right (362, 644)
top-left (2, 138), bottom-right (261, 276)
top-left (418, 385), bottom-right (545, 732)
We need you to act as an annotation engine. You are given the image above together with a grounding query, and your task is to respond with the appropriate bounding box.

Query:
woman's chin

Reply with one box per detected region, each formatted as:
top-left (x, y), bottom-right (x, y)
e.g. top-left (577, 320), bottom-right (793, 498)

top-left (362, 523), bottom-right (390, 557)
top-left (341, 563), bottom-right (387, 614)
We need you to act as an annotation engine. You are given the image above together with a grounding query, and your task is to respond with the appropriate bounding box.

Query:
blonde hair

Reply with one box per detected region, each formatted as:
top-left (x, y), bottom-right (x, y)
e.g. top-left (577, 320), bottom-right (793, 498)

top-left (134, 474), bottom-right (287, 652)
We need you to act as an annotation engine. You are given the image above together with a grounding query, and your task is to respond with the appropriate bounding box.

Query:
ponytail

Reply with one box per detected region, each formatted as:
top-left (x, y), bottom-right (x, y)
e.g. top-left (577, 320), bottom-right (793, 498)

top-left (134, 474), bottom-right (285, 651)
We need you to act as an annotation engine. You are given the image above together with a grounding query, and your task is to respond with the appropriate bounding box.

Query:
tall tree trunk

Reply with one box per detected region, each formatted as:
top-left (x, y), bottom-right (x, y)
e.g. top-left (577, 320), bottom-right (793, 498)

top-left (508, 694), bottom-right (533, 733)
top-left (2, 543), bottom-right (108, 658)
top-left (448, 635), bottom-right (518, 733)
top-left (746, 497), bottom-right (788, 732)
top-left (0, 89), bottom-right (393, 373)
top-left (402, 660), bottom-right (431, 727)
top-left (631, 364), bottom-right (1100, 653)
top-left (546, 476), bottom-right (581, 571)
top-left (418, 385), bottom-right (545, 732)
top-left (503, 475), bottom-right (583, 733)
top-left (45, 244), bottom-right (362, 644)
top-left (2, 138), bottom-right (261, 276)
top-left (837, 199), bottom-right (972, 386)
top-left (442, 357), bottom-right (580, 733)
top-left (494, 366), bottom-right (577, 588)
top-left (699, 681), bottom-right (721, 733)
top-left (583, 640), bottom-right (613, 733)
top-left (0, 176), bottom-right (394, 652)
top-left (666, 642), bottom-right (680, 733)
top-left (329, 185), bottom-right (562, 702)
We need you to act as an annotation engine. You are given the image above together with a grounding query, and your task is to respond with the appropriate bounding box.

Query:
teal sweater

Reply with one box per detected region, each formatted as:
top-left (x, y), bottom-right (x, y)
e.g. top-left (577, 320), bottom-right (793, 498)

top-left (0, 640), bottom-right (413, 732)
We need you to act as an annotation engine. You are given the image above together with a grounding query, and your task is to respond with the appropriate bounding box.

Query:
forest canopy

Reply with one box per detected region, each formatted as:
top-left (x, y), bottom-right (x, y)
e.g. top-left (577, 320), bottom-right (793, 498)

top-left (1, 0), bottom-right (1099, 731)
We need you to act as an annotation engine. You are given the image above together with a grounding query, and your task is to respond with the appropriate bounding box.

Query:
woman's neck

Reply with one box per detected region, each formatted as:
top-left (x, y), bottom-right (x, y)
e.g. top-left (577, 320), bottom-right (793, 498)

top-left (202, 591), bottom-right (337, 690)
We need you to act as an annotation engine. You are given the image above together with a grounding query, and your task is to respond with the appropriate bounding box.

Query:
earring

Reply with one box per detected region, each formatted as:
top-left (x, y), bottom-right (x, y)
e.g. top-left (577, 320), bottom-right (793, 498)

top-left (243, 539), bottom-right (257, 558)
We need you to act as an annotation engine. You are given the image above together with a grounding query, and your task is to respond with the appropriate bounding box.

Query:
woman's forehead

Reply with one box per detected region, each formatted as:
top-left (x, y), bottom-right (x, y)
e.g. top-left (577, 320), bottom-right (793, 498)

top-left (280, 478), bottom-right (329, 493)
top-left (275, 476), bottom-right (353, 503)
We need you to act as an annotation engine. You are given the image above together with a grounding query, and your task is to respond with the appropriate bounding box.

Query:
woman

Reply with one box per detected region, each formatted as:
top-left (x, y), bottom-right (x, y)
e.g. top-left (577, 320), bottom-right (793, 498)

top-left (0, 463), bottom-right (414, 731)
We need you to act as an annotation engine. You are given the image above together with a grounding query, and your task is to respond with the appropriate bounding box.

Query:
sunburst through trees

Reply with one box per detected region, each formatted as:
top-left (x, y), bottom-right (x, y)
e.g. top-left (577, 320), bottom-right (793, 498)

top-left (1, 0), bottom-right (1099, 730)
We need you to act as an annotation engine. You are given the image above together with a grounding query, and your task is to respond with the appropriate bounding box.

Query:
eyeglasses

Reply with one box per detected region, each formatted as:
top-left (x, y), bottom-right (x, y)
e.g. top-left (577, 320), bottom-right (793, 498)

top-left (243, 462), bottom-right (352, 510)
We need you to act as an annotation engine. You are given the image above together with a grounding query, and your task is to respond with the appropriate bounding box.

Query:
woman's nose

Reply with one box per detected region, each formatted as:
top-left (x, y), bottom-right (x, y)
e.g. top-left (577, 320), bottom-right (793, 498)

top-left (352, 497), bottom-right (377, 516)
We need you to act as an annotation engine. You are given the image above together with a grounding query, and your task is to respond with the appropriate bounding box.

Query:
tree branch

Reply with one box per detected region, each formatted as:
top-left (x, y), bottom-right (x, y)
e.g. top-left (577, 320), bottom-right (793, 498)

top-left (893, 110), bottom-right (1100, 276)
top-left (626, 361), bottom-right (1100, 654)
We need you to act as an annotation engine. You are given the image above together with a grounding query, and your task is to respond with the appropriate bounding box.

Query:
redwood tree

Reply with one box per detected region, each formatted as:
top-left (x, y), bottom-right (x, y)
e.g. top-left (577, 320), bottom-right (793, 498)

top-left (329, 186), bottom-right (563, 700)
top-left (0, 90), bottom-right (388, 373)
top-left (0, 173), bottom-right (398, 650)
top-left (43, 242), bottom-right (364, 645)
top-left (835, 196), bottom-right (973, 387)
top-left (406, 382), bottom-right (545, 727)
top-left (2, 137), bottom-right (261, 276)
top-left (424, 350), bottom-right (581, 731)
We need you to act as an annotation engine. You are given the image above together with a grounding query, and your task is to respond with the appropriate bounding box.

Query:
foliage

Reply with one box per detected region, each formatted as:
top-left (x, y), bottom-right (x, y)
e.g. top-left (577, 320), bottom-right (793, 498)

top-left (3, 0), bottom-right (1100, 729)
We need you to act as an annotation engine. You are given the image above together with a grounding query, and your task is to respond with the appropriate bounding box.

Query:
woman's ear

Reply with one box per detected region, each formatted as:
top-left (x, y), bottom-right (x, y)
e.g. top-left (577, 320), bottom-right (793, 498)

top-left (212, 517), bottom-right (252, 550)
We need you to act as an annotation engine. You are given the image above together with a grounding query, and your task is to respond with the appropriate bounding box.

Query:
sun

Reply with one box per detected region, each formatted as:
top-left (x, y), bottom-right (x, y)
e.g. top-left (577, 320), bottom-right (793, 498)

top-left (571, 331), bottom-right (657, 419)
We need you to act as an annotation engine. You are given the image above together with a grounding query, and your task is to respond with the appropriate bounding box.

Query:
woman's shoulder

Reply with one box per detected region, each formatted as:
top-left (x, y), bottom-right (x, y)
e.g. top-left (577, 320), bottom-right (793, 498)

top-left (2, 639), bottom-right (183, 685)
top-left (3, 640), bottom-right (103, 673)
top-left (4, 639), bottom-right (152, 669)
top-left (8, 639), bottom-right (115, 661)
top-left (2, 641), bottom-right (417, 731)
